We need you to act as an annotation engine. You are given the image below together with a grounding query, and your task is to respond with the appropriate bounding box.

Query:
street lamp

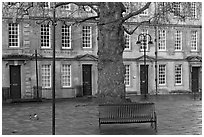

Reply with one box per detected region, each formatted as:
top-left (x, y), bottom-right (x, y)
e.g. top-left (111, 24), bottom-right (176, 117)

top-left (136, 33), bottom-right (153, 99)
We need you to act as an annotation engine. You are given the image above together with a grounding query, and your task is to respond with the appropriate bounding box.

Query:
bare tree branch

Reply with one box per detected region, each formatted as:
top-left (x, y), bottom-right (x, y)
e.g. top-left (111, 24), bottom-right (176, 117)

top-left (123, 20), bottom-right (151, 35)
top-left (75, 15), bottom-right (99, 24)
top-left (55, 2), bottom-right (100, 8)
top-left (122, 2), bottom-right (151, 22)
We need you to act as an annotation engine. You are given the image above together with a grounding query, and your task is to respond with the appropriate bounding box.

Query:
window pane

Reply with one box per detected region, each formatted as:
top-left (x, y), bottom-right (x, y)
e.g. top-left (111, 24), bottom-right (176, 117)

top-left (191, 31), bottom-right (197, 51)
top-left (62, 64), bottom-right (71, 87)
top-left (41, 24), bottom-right (50, 48)
top-left (82, 26), bottom-right (92, 48)
top-left (175, 64), bottom-right (182, 84)
top-left (8, 23), bottom-right (19, 47)
top-left (41, 64), bottom-right (51, 88)
top-left (159, 64), bottom-right (166, 85)
top-left (175, 31), bottom-right (182, 51)
top-left (158, 30), bottom-right (166, 51)
top-left (125, 65), bottom-right (130, 86)
top-left (62, 25), bottom-right (71, 49)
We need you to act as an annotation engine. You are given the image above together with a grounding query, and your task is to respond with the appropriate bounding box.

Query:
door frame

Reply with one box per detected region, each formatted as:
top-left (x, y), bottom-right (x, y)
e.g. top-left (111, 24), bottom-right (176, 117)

top-left (191, 66), bottom-right (200, 93)
top-left (140, 65), bottom-right (149, 95)
top-left (9, 65), bottom-right (21, 99)
top-left (82, 64), bottom-right (92, 96)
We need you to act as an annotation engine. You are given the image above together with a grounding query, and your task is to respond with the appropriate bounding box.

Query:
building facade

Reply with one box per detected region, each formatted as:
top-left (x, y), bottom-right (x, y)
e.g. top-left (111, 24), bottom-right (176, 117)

top-left (2, 2), bottom-right (202, 101)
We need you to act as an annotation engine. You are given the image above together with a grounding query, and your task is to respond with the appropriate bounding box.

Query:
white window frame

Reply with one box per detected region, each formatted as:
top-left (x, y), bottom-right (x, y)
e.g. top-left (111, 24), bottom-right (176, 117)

top-left (175, 64), bottom-right (182, 85)
top-left (158, 29), bottom-right (166, 51)
top-left (173, 2), bottom-right (182, 16)
top-left (61, 64), bottom-right (71, 88)
top-left (139, 2), bottom-right (149, 16)
top-left (42, 2), bottom-right (50, 9)
top-left (191, 2), bottom-right (197, 18)
top-left (41, 64), bottom-right (51, 88)
top-left (125, 65), bottom-right (130, 86)
top-left (124, 32), bottom-right (131, 50)
top-left (140, 29), bottom-right (149, 51)
top-left (175, 30), bottom-right (182, 51)
top-left (158, 64), bottom-right (166, 85)
top-left (61, 4), bottom-right (71, 10)
top-left (8, 23), bottom-right (20, 48)
top-left (41, 24), bottom-right (51, 49)
top-left (82, 25), bottom-right (92, 49)
top-left (62, 24), bottom-right (71, 49)
top-left (191, 31), bottom-right (197, 51)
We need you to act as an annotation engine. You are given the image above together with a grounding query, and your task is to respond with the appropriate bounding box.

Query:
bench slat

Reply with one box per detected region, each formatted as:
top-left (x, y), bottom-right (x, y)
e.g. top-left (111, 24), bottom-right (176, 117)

top-left (99, 102), bottom-right (157, 132)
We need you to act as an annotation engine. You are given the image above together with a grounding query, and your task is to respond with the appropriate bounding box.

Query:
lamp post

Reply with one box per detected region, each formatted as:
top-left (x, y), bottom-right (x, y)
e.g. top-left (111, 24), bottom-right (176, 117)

top-left (136, 33), bottom-right (153, 99)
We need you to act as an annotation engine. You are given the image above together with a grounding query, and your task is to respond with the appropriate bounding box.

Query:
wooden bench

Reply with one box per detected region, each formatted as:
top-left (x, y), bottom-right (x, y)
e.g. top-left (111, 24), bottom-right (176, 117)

top-left (98, 102), bottom-right (157, 132)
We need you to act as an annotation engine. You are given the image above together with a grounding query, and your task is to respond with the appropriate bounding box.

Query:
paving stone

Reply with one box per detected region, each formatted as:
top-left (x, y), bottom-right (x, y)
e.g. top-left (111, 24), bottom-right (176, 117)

top-left (2, 97), bottom-right (202, 135)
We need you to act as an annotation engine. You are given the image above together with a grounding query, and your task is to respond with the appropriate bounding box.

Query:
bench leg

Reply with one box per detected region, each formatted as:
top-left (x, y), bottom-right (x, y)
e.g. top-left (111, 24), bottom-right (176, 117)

top-left (155, 121), bottom-right (157, 132)
top-left (151, 122), bottom-right (153, 128)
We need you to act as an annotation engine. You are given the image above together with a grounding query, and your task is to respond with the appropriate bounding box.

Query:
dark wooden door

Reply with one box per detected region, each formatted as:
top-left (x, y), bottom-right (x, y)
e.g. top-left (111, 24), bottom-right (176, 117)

top-left (192, 67), bottom-right (199, 93)
top-left (82, 65), bottom-right (92, 96)
top-left (140, 65), bottom-right (148, 95)
top-left (10, 65), bottom-right (21, 99)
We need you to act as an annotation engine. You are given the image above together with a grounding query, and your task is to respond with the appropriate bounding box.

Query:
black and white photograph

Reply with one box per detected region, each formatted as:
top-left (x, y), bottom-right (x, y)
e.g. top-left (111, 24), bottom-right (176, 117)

top-left (1, 1), bottom-right (202, 135)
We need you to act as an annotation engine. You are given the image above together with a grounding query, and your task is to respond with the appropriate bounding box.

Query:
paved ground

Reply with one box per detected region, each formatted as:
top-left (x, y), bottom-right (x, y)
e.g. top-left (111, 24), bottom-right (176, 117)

top-left (2, 95), bottom-right (202, 135)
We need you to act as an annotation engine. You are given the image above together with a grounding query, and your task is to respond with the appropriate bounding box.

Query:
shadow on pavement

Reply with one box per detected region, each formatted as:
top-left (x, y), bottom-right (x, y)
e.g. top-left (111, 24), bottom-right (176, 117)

top-left (99, 124), bottom-right (156, 135)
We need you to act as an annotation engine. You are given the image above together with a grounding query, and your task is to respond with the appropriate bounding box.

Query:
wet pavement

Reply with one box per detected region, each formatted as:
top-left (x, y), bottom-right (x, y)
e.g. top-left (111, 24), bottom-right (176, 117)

top-left (2, 95), bottom-right (202, 135)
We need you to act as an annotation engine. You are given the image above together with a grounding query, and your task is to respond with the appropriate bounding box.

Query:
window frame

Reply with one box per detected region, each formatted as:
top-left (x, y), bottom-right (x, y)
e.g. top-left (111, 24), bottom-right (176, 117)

top-left (175, 64), bottom-right (182, 85)
top-left (61, 4), bottom-right (71, 10)
top-left (82, 25), bottom-right (92, 49)
top-left (191, 2), bottom-right (197, 18)
top-left (158, 64), bottom-right (166, 85)
top-left (175, 30), bottom-right (182, 51)
top-left (40, 24), bottom-right (51, 49)
top-left (139, 2), bottom-right (149, 16)
top-left (158, 29), bottom-right (166, 51)
top-left (41, 64), bottom-right (52, 88)
top-left (190, 30), bottom-right (197, 51)
top-left (140, 29), bottom-right (149, 51)
top-left (61, 64), bottom-right (72, 88)
top-left (124, 64), bottom-right (131, 87)
top-left (61, 24), bottom-right (72, 49)
top-left (124, 32), bottom-right (131, 51)
top-left (8, 23), bottom-right (20, 48)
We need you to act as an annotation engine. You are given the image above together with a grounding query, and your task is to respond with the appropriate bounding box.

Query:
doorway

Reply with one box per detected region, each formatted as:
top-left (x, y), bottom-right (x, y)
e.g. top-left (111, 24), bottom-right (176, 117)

top-left (191, 67), bottom-right (200, 93)
top-left (10, 65), bottom-right (21, 99)
top-left (140, 65), bottom-right (148, 95)
top-left (82, 64), bottom-right (92, 96)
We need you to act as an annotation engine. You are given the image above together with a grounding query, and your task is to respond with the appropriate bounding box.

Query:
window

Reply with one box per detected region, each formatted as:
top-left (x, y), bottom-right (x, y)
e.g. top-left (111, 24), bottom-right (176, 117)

top-left (158, 2), bottom-right (166, 12)
top-left (41, 24), bottom-right (50, 48)
top-left (82, 26), bottom-right (92, 48)
top-left (61, 4), bottom-right (71, 10)
top-left (41, 64), bottom-right (51, 88)
top-left (140, 29), bottom-right (149, 51)
top-left (175, 30), bottom-right (182, 51)
top-left (41, 2), bottom-right (50, 8)
top-left (158, 30), bottom-right (166, 51)
top-left (124, 2), bottom-right (131, 14)
top-left (61, 64), bottom-right (71, 87)
top-left (158, 64), bottom-right (166, 85)
top-left (124, 32), bottom-right (131, 50)
top-left (175, 64), bottom-right (182, 85)
top-left (125, 65), bottom-right (130, 86)
top-left (191, 2), bottom-right (197, 18)
top-left (8, 23), bottom-right (19, 47)
top-left (173, 2), bottom-right (181, 16)
top-left (191, 31), bottom-right (197, 51)
top-left (140, 2), bottom-right (149, 16)
top-left (62, 25), bottom-right (71, 49)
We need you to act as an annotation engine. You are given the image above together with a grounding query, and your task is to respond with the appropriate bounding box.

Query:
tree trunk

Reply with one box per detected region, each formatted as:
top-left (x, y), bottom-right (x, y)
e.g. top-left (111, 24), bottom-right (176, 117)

top-left (97, 3), bottom-right (126, 104)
